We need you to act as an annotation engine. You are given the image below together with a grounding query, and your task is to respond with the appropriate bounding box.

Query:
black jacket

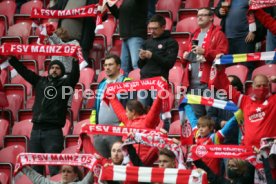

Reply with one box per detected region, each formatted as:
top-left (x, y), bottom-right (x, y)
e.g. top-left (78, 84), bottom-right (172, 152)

top-left (108, 0), bottom-right (148, 39)
top-left (138, 30), bottom-right (179, 80)
top-left (9, 57), bottom-right (80, 129)
top-left (194, 160), bottom-right (255, 184)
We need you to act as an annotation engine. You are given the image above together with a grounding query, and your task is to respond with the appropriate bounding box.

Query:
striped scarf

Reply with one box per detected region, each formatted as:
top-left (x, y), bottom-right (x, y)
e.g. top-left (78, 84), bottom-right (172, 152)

top-left (214, 51), bottom-right (276, 65)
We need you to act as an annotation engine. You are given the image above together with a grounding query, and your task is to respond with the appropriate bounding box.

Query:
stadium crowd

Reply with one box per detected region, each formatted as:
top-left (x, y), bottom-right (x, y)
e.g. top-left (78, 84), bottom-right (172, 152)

top-left (0, 0), bottom-right (276, 184)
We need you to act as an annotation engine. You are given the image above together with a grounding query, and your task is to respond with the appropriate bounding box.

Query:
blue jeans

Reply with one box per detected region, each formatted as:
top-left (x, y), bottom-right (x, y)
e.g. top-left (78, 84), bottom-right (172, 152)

top-left (29, 128), bottom-right (64, 176)
top-left (121, 37), bottom-right (144, 76)
top-left (266, 30), bottom-right (276, 64)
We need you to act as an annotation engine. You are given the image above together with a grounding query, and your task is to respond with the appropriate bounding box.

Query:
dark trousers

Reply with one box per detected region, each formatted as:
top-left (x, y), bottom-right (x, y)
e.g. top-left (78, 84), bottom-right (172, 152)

top-left (228, 37), bottom-right (256, 79)
top-left (29, 128), bottom-right (64, 176)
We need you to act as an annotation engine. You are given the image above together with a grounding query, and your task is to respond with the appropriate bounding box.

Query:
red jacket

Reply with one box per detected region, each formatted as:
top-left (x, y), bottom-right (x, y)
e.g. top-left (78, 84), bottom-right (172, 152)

top-left (254, 9), bottom-right (276, 35)
top-left (182, 25), bottom-right (229, 88)
top-left (109, 96), bottom-right (162, 166)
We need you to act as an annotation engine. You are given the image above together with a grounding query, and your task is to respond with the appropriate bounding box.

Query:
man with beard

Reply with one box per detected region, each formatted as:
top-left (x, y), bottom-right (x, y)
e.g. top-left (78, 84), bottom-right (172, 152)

top-left (8, 56), bottom-right (80, 176)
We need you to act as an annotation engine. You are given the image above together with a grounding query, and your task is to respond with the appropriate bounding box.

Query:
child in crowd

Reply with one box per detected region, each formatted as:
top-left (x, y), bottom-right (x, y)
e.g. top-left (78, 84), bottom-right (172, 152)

top-left (184, 105), bottom-right (239, 174)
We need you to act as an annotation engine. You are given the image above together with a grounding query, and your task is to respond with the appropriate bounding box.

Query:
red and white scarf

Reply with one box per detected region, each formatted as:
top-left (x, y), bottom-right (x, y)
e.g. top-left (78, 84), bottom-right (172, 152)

top-left (249, 0), bottom-right (276, 10)
top-left (14, 153), bottom-right (99, 174)
top-left (104, 77), bottom-right (171, 119)
top-left (122, 132), bottom-right (185, 169)
top-left (0, 43), bottom-right (86, 78)
top-left (77, 124), bottom-right (166, 153)
top-left (99, 165), bottom-right (208, 184)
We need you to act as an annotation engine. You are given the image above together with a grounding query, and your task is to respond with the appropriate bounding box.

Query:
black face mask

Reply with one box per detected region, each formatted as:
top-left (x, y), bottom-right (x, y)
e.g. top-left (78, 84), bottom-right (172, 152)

top-left (227, 168), bottom-right (241, 179)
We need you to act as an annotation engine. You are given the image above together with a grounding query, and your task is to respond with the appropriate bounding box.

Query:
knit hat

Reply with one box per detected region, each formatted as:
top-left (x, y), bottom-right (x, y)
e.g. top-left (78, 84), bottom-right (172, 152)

top-left (48, 60), bottom-right (65, 78)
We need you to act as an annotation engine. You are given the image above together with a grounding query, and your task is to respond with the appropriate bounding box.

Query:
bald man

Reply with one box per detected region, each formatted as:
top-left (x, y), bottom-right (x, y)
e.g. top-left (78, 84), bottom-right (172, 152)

top-left (214, 72), bottom-right (276, 148)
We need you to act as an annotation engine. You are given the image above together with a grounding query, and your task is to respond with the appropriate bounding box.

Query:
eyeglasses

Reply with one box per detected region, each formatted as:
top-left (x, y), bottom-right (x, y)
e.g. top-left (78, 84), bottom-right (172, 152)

top-left (197, 14), bottom-right (211, 17)
top-left (148, 27), bottom-right (161, 31)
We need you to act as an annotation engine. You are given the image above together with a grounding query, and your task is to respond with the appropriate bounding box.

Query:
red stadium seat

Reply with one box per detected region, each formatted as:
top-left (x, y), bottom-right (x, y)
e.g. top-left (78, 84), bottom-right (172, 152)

top-left (128, 69), bottom-right (141, 81)
top-left (0, 68), bottom-right (9, 85)
top-left (4, 84), bottom-right (26, 108)
top-left (109, 33), bottom-right (122, 56)
top-left (73, 119), bottom-right (90, 135)
top-left (62, 119), bottom-right (72, 136)
top-left (169, 59), bottom-right (185, 94)
top-left (0, 145), bottom-right (25, 164)
top-left (0, 163), bottom-right (13, 184)
top-left (20, 0), bottom-right (43, 14)
top-left (64, 135), bottom-right (79, 148)
top-left (17, 109), bottom-right (32, 122)
top-left (171, 108), bottom-right (180, 122)
top-left (225, 64), bottom-right (249, 84)
top-left (5, 94), bottom-right (23, 121)
top-left (177, 9), bottom-right (198, 22)
top-left (78, 68), bottom-right (95, 90)
top-left (156, 0), bottom-right (182, 22)
top-left (0, 172), bottom-right (8, 184)
top-left (78, 109), bottom-right (92, 122)
top-left (184, 0), bottom-right (211, 8)
top-left (214, 15), bottom-right (221, 27)
top-left (0, 119), bottom-right (9, 148)
top-left (7, 22), bottom-right (32, 44)
top-left (176, 17), bottom-right (198, 33)
top-left (11, 119), bottom-right (33, 138)
top-left (13, 14), bottom-right (32, 25)
top-left (0, 15), bottom-right (8, 37)
top-left (61, 145), bottom-right (79, 154)
top-left (0, 0), bottom-right (16, 26)
top-left (70, 90), bottom-right (83, 121)
top-left (96, 16), bottom-right (117, 47)
top-left (90, 34), bottom-right (107, 71)
top-left (164, 17), bottom-right (173, 31)
top-left (171, 32), bottom-right (191, 58)
top-left (0, 36), bottom-right (22, 46)
top-left (14, 174), bottom-right (33, 184)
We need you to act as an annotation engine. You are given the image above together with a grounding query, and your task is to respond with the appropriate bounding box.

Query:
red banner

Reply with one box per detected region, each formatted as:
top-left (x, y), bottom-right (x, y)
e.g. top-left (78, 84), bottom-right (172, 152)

top-left (249, 0), bottom-right (276, 10)
top-left (0, 43), bottom-right (80, 58)
top-left (31, 4), bottom-right (98, 19)
top-left (189, 145), bottom-right (255, 161)
top-left (14, 153), bottom-right (98, 174)
top-left (104, 77), bottom-right (170, 114)
top-left (80, 124), bottom-right (166, 137)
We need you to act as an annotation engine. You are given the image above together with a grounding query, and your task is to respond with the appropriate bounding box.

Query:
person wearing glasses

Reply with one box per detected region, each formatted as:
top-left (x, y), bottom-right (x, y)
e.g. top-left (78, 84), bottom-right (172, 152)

top-left (136, 14), bottom-right (178, 132)
top-left (182, 7), bottom-right (228, 119)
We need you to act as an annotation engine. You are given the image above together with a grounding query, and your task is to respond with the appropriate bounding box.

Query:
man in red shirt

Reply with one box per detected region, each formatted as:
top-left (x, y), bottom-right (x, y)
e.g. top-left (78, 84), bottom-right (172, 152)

top-left (213, 71), bottom-right (276, 148)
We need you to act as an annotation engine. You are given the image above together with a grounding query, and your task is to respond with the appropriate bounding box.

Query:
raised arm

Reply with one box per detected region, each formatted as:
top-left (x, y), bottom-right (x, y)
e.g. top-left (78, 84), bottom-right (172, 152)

top-left (8, 56), bottom-right (40, 86)
top-left (22, 167), bottom-right (55, 184)
top-left (65, 59), bottom-right (80, 87)
top-left (144, 94), bottom-right (162, 129)
top-left (254, 9), bottom-right (276, 35)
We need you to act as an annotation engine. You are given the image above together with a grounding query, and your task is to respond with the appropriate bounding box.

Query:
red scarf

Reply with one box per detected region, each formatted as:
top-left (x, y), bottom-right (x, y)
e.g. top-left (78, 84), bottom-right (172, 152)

top-left (14, 153), bottom-right (99, 174)
top-left (249, 0), bottom-right (276, 10)
top-left (122, 132), bottom-right (185, 169)
top-left (100, 166), bottom-right (208, 184)
top-left (103, 77), bottom-right (170, 116)
top-left (31, 4), bottom-right (98, 19)
top-left (77, 124), bottom-right (166, 153)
